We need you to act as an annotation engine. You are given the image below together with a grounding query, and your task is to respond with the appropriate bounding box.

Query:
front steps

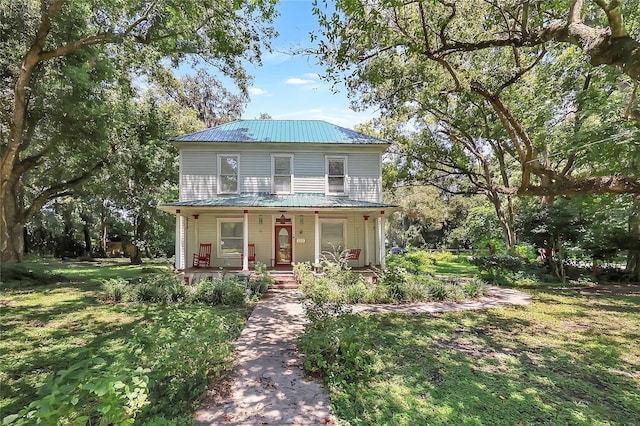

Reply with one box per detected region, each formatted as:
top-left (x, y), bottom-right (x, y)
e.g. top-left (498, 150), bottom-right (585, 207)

top-left (269, 271), bottom-right (298, 289)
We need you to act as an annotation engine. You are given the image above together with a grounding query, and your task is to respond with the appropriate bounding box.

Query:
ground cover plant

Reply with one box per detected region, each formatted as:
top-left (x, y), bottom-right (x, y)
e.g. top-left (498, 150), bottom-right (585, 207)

top-left (299, 285), bottom-right (640, 425)
top-left (0, 258), bottom-right (258, 424)
top-left (295, 254), bottom-right (487, 305)
top-left (386, 250), bottom-right (480, 277)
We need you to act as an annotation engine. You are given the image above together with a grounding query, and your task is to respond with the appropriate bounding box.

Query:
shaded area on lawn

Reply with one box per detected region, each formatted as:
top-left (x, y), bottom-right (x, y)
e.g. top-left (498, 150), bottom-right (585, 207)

top-left (0, 258), bottom-right (252, 423)
top-left (301, 288), bottom-right (640, 425)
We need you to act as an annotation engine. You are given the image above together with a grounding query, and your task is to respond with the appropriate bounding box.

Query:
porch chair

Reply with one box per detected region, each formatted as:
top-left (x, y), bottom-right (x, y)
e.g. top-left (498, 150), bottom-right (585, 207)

top-left (342, 248), bottom-right (361, 262)
top-left (247, 243), bottom-right (256, 267)
top-left (192, 243), bottom-right (212, 268)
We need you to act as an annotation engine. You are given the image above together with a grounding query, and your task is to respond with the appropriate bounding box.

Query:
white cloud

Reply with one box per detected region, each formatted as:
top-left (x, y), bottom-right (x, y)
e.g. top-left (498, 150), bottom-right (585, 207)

top-left (249, 87), bottom-right (271, 96)
top-left (303, 73), bottom-right (321, 80)
top-left (285, 77), bottom-right (315, 85)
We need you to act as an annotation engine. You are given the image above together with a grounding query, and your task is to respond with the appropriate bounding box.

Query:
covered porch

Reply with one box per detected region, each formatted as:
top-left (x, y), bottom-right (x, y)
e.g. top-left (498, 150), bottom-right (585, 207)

top-left (159, 193), bottom-right (399, 274)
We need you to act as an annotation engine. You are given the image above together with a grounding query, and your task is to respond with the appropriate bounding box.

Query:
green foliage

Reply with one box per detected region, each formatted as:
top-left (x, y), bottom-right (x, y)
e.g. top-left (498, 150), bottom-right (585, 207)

top-left (302, 258), bottom-right (487, 304)
top-left (471, 255), bottom-right (525, 273)
top-left (300, 287), bottom-right (640, 425)
top-left (299, 300), bottom-right (375, 384)
top-left (190, 278), bottom-right (247, 306)
top-left (129, 308), bottom-right (242, 419)
top-left (3, 356), bottom-right (149, 426)
top-left (386, 250), bottom-right (435, 274)
top-left (0, 261), bottom-right (68, 289)
top-left (102, 270), bottom-right (260, 306)
top-left (293, 262), bottom-right (315, 288)
top-left (1, 259), bottom-right (250, 423)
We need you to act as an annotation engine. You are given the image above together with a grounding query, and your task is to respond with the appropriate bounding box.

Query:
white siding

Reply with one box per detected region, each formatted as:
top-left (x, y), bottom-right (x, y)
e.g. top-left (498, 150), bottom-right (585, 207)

top-left (348, 152), bottom-right (382, 202)
top-left (240, 152), bottom-right (271, 193)
top-left (180, 151), bottom-right (216, 201)
top-left (179, 145), bottom-right (385, 201)
top-left (294, 152), bottom-right (325, 193)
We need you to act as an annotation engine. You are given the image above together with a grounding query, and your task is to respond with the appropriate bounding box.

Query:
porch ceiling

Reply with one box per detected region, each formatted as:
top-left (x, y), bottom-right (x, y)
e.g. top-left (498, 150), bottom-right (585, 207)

top-left (159, 193), bottom-right (398, 213)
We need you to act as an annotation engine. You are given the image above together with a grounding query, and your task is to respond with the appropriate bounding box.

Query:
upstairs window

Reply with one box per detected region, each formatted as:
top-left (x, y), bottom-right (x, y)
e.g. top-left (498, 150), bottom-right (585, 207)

top-left (326, 156), bottom-right (347, 195)
top-left (218, 154), bottom-right (239, 194)
top-left (272, 154), bottom-right (293, 194)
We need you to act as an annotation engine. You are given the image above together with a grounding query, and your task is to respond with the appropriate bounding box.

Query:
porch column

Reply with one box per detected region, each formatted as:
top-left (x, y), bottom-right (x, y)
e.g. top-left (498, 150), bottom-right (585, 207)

top-left (242, 210), bottom-right (249, 271)
top-left (193, 214), bottom-right (199, 259)
top-left (175, 209), bottom-right (184, 270)
top-left (379, 210), bottom-right (386, 269)
top-left (314, 210), bottom-right (320, 265)
top-left (364, 215), bottom-right (370, 266)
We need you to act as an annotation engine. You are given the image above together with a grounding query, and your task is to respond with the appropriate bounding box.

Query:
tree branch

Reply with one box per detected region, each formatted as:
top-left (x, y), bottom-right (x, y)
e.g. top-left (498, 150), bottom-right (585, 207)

top-left (519, 175), bottom-right (640, 196)
top-left (24, 158), bottom-right (107, 220)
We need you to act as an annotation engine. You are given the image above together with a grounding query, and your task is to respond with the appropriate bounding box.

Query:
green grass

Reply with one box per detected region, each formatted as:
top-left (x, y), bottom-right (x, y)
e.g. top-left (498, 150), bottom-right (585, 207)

top-left (303, 288), bottom-right (640, 425)
top-left (0, 257), bottom-right (250, 422)
top-left (430, 254), bottom-right (479, 276)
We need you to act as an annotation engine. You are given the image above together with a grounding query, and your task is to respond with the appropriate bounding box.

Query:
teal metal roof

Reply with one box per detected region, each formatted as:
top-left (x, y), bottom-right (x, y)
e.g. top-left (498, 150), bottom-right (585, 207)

top-left (161, 193), bottom-right (397, 209)
top-left (172, 120), bottom-right (388, 145)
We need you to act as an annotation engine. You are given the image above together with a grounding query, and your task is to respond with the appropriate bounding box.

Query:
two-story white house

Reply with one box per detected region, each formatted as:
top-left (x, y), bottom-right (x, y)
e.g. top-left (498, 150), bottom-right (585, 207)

top-left (160, 120), bottom-right (398, 273)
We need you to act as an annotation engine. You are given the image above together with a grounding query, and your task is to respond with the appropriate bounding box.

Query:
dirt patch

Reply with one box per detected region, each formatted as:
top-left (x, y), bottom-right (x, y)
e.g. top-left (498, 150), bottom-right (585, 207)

top-left (577, 284), bottom-right (640, 297)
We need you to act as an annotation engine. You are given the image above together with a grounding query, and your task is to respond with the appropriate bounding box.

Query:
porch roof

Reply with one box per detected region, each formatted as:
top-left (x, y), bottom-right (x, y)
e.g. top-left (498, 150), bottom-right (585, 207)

top-left (160, 193), bottom-right (398, 210)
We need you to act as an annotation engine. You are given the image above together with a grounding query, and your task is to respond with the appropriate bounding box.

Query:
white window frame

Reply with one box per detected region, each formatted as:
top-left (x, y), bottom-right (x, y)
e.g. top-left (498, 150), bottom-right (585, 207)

top-left (271, 154), bottom-right (294, 194)
top-left (325, 156), bottom-right (348, 195)
top-left (320, 218), bottom-right (347, 255)
top-left (217, 154), bottom-right (240, 194)
top-left (217, 218), bottom-right (244, 258)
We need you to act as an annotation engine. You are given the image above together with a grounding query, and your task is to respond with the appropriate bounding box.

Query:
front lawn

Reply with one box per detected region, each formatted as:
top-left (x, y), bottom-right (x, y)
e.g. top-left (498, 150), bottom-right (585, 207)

top-left (300, 286), bottom-right (640, 425)
top-left (0, 258), bottom-right (251, 423)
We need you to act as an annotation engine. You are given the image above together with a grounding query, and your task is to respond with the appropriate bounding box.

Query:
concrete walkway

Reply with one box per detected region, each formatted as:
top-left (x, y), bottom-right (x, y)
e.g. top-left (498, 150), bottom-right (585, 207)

top-left (194, 290), bottom-right (336, 425)
top-left (194, 286), bottom-right (531, 425)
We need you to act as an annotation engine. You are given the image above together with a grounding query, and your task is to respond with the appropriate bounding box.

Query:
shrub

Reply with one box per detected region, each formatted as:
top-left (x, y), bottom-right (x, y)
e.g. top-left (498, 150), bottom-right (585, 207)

top-left (0, 262), bottom-right (67, 289)
top-left (190, 278), bottom-right (246, 306)
top-left (300, 301), bottom-right (374, 382)
top-left (427, 281), bottom-right (449, 301)
top-left (293, 262), bottom-right (314, 288)
top-left (129, 308), bottom-right (243, 420)
top-left (3, 357), bottom-right (149, 426)
top-left (386, 250), bottom-right (434, 274)
top-left (462, 278), bottom-right (490, 298)
top-left (102, 277), bottom-right (130, 302)
top-left (472, 255), bottom-right (525, 272)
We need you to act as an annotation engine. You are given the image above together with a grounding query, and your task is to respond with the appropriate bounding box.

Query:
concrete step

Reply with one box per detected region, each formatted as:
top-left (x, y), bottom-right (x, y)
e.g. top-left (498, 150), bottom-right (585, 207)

top-left (270, 272), bottom-right (298, 289)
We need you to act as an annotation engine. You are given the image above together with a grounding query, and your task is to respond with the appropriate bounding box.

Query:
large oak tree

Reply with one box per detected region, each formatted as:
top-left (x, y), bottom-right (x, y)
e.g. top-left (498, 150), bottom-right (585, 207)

top-left (0, 0), bottom-right (276, 262)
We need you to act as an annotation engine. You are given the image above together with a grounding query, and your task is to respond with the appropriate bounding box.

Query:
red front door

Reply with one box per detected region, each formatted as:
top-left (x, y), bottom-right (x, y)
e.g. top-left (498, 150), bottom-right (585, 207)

top-left (275, 225), bottom-right (292, 266)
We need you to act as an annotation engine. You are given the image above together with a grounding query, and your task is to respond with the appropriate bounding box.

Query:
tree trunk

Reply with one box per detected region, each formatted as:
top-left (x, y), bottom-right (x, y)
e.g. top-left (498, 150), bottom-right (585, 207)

top-left (487, 192), bottom-right (517, 250)
top-left (626, 198), bottom-right (640, 282)
top-left (83, 222), bottom-right (92, 256)
top-left (0, 181), bottom-right (25, 263)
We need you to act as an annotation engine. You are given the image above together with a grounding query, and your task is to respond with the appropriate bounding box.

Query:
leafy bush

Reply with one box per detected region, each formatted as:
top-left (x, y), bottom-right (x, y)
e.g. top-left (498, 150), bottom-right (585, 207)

top-left (462, 278), bottom-right (490, 298)
top-left (102, 271), bottom-right (254, 307)
top-left (302, 260), bottom-right (489, 304)
top-left (471, 255), bottom-right (525, 272)
top-left (190, 278), bottom-right (246, 306)
top-left (130, 308), bottom-right (242, 420)
top-left (386, 250), bottom-right (435, 274)
top-left (102, 277), bottom-right (130, 302)
top-left (426, 280), bottom-right (449, 301)
top-left (480, 269), bottom-right (540, 287)
top-left (3, 356), bottom-right (149, 426)
top-left (293, 262), bottom-right (314, 288)
top-left (300, 301), bottom-right (375, 383)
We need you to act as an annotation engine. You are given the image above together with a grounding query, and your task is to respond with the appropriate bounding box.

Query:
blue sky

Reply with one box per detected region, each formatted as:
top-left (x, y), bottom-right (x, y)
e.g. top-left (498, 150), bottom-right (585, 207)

top-left (240, 0), bottom-right (376, 129)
